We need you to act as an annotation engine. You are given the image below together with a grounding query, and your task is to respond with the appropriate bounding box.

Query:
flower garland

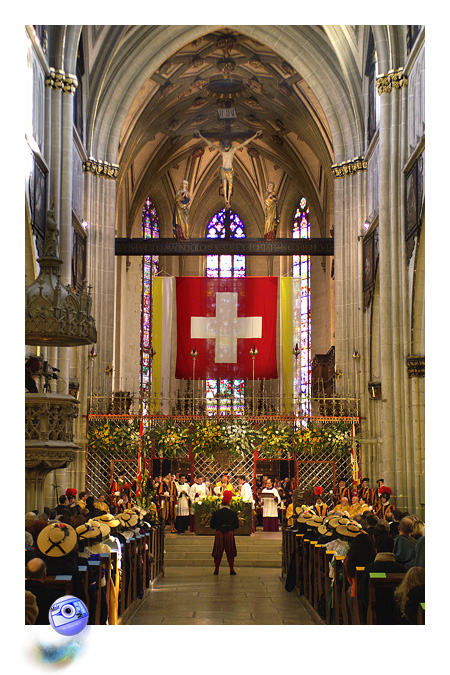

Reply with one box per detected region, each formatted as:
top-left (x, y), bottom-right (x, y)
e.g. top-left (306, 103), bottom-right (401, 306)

top-left (293, 420), bottom-right (354, 457)
top-left (256, 423), bottom-right (294, 458)
top-left (149, 422), bottom-right (190, 458)
top-left (221, 419), bottom-right (258, 458)
top-left (87, 418), bottom-right (141, 456)
top-left (190, 419), bottom-right (224, 458)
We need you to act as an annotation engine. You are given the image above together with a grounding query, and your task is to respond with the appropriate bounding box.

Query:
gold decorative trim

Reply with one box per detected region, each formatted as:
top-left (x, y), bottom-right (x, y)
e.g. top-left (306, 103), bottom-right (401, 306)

top-left (376, 68), bottom-right (408, 95)
top-left (83, 157), bottom-right (119, 180)
top-left (45, 68), bottom-right (78, 94)
top-left (331, 156), bottom-right (368, 178)
top-left (406, 356), bottom-right (425, 378)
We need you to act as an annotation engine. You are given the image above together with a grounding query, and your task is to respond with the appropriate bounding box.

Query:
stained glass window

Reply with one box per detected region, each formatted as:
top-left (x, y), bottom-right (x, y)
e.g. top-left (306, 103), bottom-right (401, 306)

top-left (140, 197), bottom-right (160, 410)
top-left (206, 209), bottom-right (245, 415)
top-left (293, 199), bottom-right (311, 416)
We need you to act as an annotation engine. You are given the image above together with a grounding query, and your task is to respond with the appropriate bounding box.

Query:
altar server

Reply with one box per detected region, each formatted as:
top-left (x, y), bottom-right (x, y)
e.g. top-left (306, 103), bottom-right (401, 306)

top-left (175, 474), bottom-right (191, 533)
top-left (189, 475), bottom-right (208, 532)
top-left (261, 478), bottom-right (281, 531)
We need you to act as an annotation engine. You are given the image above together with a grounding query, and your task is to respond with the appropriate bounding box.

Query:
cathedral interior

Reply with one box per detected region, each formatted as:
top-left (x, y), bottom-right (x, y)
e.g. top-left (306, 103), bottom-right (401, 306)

top-left (24, 24), bottom-right (425, 521)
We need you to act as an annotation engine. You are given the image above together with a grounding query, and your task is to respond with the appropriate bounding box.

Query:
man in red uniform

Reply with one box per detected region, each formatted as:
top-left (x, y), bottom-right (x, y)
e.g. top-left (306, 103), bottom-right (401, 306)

top-left (210, 490), bottom-right (239, 575)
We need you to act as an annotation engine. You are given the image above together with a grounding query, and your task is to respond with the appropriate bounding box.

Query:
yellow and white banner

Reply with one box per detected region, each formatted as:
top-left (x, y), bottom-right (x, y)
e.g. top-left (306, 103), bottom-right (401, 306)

top-left (150, 276), bottom-right (173, 414)
top-left (280, 277), bottom-right (302, 413)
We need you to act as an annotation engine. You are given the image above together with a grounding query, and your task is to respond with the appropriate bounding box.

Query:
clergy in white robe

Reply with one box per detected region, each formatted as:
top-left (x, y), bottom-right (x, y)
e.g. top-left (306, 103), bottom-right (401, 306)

top-left (175, 475), bottom-right (191, 533)
top-left (238, 476), bottom-right (254, 503)
top-left (261, 479), bottom-right (280, 531)
top-left (189, 476), bottom-right (208, 532)
top-left (239, 475), bottom-right (256, 533)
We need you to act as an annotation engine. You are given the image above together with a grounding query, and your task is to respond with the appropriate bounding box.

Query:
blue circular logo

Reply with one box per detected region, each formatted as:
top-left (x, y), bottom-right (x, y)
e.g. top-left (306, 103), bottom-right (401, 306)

top-left (48, 595), bottom-right (89, 636)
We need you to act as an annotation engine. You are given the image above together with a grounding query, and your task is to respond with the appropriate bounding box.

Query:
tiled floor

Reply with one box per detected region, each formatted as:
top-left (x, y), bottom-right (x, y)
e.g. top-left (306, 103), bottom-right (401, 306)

top-left (126, 565), bottom-right (323, 625)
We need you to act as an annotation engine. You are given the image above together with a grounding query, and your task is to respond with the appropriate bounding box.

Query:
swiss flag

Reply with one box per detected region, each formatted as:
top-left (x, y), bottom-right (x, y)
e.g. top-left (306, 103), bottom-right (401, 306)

top-left (175, 277), bottom-right (278, 380)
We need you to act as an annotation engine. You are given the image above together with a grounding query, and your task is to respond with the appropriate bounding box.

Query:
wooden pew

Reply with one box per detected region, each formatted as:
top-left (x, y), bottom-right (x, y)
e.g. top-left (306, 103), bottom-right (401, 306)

top-left (353, 566), bottom-right (366, 625)
top-left (333, 556), bottom-right (346, 625)
top-left (119, 539), bottom-right (131, 615)
top-left (313, 543), bottom-right (325, 612)
top-left (302, 539), bottom-right (310, 601)
top-left (316, 544), bottom-right (327, 619)
top-left (87, 559), bottom-right (102, 624)
top-left (42, 575), bottom-right (73, 597)
top-left (340, 558), bottom-right (350, 624)
top-left (308, 539), bottom-right (318, 608)
top-left (77, 565), bottom-right (89, 611)
top-left (366, 573), bottom-right (405, 625)
top-left (295, 534), bottom-right (303, 593)
top-left (417, 602), bottom-right (425, 625)
top-left (108, 550), bottom-right (119, 625)
top-left (324, 550), bottom-right (335, 624)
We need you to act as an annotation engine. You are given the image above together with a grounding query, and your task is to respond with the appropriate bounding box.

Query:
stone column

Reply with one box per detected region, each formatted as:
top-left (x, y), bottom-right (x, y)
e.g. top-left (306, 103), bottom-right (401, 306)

top-left (376, 69), bottom-right (409, 502)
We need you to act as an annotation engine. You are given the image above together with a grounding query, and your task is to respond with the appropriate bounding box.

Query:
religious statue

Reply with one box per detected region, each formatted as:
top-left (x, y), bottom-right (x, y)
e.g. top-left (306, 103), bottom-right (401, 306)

top-left (194, 129), bottom-right (262, 209)
top-left (264, 181), bottom-right (280, 240)
top-left (173, 179), bottom-right (191, 240)
top-left (43, 208), bottom-right (59, 257)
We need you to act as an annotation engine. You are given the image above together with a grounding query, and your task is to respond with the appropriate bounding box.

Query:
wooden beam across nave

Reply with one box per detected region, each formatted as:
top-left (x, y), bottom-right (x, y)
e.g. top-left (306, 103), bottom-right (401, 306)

top-left (115, 237), bottom-right (334, 257)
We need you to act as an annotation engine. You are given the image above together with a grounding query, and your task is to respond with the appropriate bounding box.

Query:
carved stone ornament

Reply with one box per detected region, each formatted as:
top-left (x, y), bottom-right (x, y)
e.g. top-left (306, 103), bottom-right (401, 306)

top-left (83, 157), bottom-right (119, 179)
top-left (406, 356), bottom-right (425, 378)
top-left (332, 156), bottom-right (368, 178)
top-left (45, 68), bottom-right (78, 94)
top-left (25, 209), bottom-right (97, 346)
top-left (376, 68), bottom-right (408, 95)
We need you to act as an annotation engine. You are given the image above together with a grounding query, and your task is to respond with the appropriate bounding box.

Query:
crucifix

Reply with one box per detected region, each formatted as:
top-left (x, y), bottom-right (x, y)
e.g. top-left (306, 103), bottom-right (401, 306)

top-left (194, 122), bottom-right (262, 209)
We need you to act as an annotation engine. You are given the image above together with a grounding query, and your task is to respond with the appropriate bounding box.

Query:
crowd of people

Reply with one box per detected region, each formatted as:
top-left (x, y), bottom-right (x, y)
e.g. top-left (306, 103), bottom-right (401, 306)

top-left (25, 487), bottom-right (159, 625)
top-left (25, 473), bottom-right (425, 625)
top-left (147, 471), bottom-right (295, 533)
top-left (284, 477), bottom-right (425, 625)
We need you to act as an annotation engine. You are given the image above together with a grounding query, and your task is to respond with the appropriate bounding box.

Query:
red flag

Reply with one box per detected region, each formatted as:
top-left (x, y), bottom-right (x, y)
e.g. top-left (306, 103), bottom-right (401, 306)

top-left (175, 277), bottom-right (278, 380)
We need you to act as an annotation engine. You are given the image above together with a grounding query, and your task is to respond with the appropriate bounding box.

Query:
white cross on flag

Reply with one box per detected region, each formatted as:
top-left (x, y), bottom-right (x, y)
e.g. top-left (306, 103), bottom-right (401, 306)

top-left (175, 277), bottom-right (278, 380)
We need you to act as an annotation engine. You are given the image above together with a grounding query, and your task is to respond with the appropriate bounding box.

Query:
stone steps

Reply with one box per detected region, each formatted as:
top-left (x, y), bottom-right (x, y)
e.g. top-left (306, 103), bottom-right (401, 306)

top-left (163, 533), bottom-right (283, 568)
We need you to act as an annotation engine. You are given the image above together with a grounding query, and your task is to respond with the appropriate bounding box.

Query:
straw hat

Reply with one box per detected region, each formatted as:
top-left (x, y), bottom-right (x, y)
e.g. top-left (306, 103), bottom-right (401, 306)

top-left (297, 511), bottom-right (314, 523)
top-left (94, 513), bottom-right (121, 528)
top-left (118, 512), bottom-right (138, 528)
top-left (327, 516), bottom-right (351, 530)
top-left (336, 522), bottom-right (364, 538)
top-left (76, 522), bottom-right (101, 540)
top-left (318, 523), bottom-right (334, 536)
top-left (37, 523), bottom-right (77, 557)
top-left (307, 515), bottom-right (324, 528)
top-left (87, 519), bottom-right (110, 539)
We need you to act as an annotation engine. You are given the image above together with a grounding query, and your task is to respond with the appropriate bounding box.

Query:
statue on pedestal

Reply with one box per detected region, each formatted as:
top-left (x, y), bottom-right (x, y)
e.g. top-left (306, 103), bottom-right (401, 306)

top-left (264, 181), bottom-right (280, 240)
top-left (173, 179), bottom-right (191, 240)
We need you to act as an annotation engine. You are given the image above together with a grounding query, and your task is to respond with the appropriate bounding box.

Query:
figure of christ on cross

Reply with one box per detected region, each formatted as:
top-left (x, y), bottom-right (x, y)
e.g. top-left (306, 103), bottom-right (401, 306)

top-left (194, 129), bottom-right (262, 209)
top-left (190, 292), bottom-right (262, 363)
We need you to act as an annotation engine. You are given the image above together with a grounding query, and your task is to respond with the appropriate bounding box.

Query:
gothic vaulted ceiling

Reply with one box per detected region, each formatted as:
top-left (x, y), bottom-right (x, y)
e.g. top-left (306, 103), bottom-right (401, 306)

top-left (86, 26), bottom-right (350, 237)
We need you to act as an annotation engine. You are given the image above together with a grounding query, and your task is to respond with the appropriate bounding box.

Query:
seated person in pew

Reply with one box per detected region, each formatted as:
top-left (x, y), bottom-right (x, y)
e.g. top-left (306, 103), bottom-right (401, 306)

top-left (25, 558), bottom-right (61, 625)
top-left (393, 517), bottom-right (417, 566)
top-left (393, 566), bottom-right (425, 625)
top-left (344, 532), bottom-right (376, 623)
top-left (360, 534), bottom-right (406, 624)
